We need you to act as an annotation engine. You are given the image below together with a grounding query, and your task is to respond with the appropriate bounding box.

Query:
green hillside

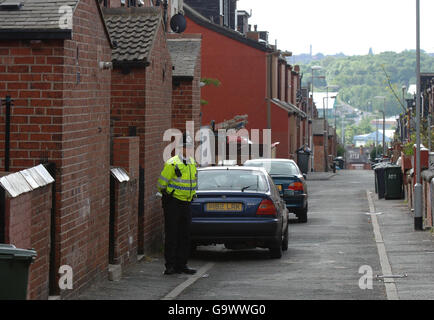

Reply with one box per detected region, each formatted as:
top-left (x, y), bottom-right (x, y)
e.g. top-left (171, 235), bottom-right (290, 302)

top-left (299, 50), bottom-right (434, 116)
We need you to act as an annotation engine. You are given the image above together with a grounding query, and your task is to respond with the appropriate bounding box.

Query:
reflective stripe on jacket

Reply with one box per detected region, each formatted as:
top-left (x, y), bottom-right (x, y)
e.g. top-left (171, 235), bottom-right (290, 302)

top-left (157, 155), bottom-right (198, 202)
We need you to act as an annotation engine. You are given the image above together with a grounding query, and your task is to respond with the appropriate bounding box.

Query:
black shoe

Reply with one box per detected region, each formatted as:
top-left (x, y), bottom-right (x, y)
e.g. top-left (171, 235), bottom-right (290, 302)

top-left (164, 267), bottom-right (177, 275)
top-left (175, 266), bottom-right (197, 275)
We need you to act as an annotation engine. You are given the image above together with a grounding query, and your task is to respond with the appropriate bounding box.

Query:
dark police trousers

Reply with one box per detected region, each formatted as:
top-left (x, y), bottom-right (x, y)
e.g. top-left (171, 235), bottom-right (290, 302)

top-left (163, 196), bottom-right (192, 270)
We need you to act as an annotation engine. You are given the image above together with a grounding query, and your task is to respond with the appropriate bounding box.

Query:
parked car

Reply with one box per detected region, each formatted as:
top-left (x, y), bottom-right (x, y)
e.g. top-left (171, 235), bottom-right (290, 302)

top-left (243, 159), bottom-right (308, 223)
top-left (191, 167), bottom-right (289, 259)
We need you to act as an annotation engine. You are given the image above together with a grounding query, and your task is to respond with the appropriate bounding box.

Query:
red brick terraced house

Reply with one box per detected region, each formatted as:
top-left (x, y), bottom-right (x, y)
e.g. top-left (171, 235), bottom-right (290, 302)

top-left (183, 4), bottom-right (307, 160)
top-left (0, 0), bottom-right (202, 300)
top-left (102, 6), bottom-right (173, 255)
top-left (167, 33), bottom-right (202, 134)
top-left (0, 0), bottom-right (113, 299)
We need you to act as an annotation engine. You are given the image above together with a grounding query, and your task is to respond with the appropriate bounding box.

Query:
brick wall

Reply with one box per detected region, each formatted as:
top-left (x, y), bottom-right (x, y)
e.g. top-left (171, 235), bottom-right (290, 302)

top-left (171, 77), bottom-right (201, 133)
top-left (172, 80), bottom-right (193, 130)
top-left (192, 42), bottom-right (202, 132)
top-left (110, 137), bottom-right (139, 267)
top-left (110, 66), bottom-right (147, 254)
top-left (3, 183), bottom-right (52, 300)
top-left (313, 135), bottom-right (325, 172)
top-left (0, 0), bottom-right (112, 299)
top-left (57, 0), bottom-right (112, 298)
top-left (112, 137), bottom-right (140, 179)
top-left (110, 20), bottom-right (172, 255)
top-left (169, 33), bottom-right (202, 134)
top-left (143, 22), bottom-right (173, 254)
top-left (0, 39), bottom-right (65, 172)
top-left (111, 68), bottom-right (146, 167)
top-left (111, 179), bottom-right (138, 266)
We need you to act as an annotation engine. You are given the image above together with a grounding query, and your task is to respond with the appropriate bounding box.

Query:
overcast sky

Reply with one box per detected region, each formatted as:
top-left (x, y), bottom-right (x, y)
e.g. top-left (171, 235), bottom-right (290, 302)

top-left (237, 0), bottom-right (434, 56)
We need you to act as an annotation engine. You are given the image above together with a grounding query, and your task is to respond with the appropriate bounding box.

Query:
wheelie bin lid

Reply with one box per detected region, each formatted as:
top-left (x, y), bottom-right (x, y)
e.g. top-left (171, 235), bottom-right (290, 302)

top-left (296, 145), bottom-right (311, 154)
top-left (0, 244), bottom-right (37, 261)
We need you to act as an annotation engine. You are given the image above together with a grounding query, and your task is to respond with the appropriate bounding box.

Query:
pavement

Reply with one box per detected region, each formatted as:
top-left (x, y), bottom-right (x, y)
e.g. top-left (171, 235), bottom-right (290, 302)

top-left (76, 255), bottom-right (194, 300)
top-left (76, 170), bottom-right (434, 300)
top-left (372, 186), bottom-right (434, 300)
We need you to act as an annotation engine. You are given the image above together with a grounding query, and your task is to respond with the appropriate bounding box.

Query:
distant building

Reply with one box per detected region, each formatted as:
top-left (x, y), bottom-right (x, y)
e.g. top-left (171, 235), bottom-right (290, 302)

top-left (353, 130), bottom-right (392, 147)
top-left (371, 116), bottom-right (397, 130)
top-left (345, 146), bottom-right (371, 170)
top-left (313, 92), bottom-right (338, 117)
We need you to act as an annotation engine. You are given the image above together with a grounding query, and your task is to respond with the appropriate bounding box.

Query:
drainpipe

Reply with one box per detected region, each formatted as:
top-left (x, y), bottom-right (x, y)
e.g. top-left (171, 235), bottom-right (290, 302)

top-left (163, 0), bottom-right (168, 31)
top-left (266, 53), bottom-right (272, 130)
top-left (3, 95), bottom-right (12, 171)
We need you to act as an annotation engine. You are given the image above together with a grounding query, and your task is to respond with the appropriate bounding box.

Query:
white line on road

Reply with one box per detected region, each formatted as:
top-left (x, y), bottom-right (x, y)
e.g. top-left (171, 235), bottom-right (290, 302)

top-left (366, 190), bottom-right (399, 300)
top-left (161, 263), bottom-right (215, 300)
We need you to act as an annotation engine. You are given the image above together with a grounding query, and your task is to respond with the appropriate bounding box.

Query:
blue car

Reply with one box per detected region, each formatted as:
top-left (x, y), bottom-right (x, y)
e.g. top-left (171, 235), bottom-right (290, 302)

top-left (244, 159), bottom-right (308, 223)
top-left (190, 167), bottom-right (289, 259)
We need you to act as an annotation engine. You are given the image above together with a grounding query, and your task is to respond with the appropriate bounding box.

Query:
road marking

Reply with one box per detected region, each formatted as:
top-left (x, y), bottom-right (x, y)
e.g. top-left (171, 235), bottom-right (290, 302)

top-left (366, 190), bottom-right (399, 300)
top-left (161, 263), bottom-right (215, 300)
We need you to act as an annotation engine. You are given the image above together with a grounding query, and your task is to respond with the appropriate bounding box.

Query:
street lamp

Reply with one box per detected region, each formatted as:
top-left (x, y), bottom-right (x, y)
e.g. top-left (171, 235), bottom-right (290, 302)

top-left (335, 104), bottom-right (345, 144)
top-left (374, 96), bottom-right (386, 157)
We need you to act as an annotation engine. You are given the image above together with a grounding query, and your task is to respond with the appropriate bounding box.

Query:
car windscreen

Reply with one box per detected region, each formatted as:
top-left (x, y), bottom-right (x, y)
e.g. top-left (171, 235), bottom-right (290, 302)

top-left (244, 161), bottom-right (299, 175)
top-left (197, 170), bottom-right (269, 192)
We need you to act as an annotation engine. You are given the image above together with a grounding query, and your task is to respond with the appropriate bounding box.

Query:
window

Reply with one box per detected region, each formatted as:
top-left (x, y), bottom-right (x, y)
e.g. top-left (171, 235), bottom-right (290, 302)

top-left (223, 0), bottom-right (229, 26)
top-left (197, 170), bottom-right (268, 192)
top-left (245, 161), bottom-right (300, 176)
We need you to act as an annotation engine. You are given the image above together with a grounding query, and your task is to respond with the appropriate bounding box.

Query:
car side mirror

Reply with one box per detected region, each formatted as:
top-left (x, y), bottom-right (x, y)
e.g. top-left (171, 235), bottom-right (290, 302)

top-left (303, 173), bottom-right (307, 180)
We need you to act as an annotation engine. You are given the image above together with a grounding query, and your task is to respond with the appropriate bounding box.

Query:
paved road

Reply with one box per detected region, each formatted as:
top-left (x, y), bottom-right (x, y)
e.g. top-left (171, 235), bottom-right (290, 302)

top-left (174, 170), bottom-right (385, 300)
top-left (79, 169), bottom-right (434, 301)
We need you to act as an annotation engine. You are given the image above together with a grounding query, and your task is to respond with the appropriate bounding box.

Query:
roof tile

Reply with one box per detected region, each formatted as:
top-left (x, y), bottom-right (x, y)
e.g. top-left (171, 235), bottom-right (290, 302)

top-left (103, 7), bottom-right (161, 63)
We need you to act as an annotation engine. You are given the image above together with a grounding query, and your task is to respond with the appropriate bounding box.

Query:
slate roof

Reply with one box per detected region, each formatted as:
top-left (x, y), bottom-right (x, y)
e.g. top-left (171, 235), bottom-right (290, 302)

top-left (0, 0), bottom-right (79, 38)
top-left (184, 3), bottom-right (271, 53)
top-left (103, 7), bottom-right (161, 63)
top-left (167, 38), bottom-right (201, 78)
top-left (0, 0), bottom-right (112, 43)
top-left (0, 0), bottom-right (78, 29)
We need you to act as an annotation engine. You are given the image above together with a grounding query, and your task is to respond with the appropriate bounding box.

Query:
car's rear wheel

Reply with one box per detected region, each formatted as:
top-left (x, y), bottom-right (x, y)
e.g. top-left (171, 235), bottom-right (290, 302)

top-left (297, 204), bottom-right (308, 223)
top-left (189, 242), bottom-right (197, 255)
top-left (269, 236), bottom-right (282, 259)
top-left (282, 225), bottom-right (289, 251)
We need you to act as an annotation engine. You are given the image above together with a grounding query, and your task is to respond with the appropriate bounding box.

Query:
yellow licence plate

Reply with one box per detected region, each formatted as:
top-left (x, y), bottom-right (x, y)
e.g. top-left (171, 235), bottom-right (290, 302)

top-left (277, 185), bottom-right (282, 191)
top-left (206, 203), bottom-right (243, 212)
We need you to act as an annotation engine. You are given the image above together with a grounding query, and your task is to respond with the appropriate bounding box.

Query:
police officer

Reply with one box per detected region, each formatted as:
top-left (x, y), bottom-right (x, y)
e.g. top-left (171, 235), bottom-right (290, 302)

top-left (157, 132), bottom-right (198, 275)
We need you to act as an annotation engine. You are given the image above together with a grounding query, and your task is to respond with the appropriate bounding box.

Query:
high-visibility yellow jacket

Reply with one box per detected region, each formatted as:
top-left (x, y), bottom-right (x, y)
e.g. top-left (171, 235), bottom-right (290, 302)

top-left (157, 155), bottom-right (198, 202)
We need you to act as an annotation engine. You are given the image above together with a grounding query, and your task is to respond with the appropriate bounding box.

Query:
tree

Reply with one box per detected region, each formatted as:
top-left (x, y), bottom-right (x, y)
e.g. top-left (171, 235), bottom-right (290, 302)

top-left (200, 78), bottom-right (221, 106)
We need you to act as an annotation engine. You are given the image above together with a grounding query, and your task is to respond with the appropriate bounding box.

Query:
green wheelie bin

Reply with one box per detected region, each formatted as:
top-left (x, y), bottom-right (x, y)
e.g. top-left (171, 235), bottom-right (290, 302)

top-left (374, 164), bottom-right (387, 199)
top-left (384, 165), bottom-right (404, 200)
top-left (0, 244), bottom-right (37, 300)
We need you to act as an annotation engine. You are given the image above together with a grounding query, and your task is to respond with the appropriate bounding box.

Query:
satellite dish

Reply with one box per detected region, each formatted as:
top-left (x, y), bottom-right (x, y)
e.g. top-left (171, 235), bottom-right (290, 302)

top-left (170, 13), bottom-right (187, 33)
